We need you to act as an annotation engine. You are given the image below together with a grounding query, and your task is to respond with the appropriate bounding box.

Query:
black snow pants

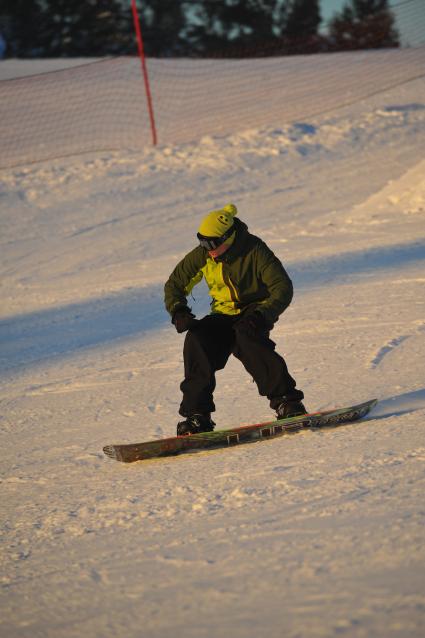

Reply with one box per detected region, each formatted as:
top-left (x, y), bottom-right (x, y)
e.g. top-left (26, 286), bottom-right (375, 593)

top-left (179, 313), bottom-right (303, 417)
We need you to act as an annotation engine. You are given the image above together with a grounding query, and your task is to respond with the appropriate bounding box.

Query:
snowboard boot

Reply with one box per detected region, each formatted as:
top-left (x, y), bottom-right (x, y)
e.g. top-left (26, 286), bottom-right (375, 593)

top-left (276, 400), bottom-right (307, 420)
top-left (177, 414), bottom-right (215, 436)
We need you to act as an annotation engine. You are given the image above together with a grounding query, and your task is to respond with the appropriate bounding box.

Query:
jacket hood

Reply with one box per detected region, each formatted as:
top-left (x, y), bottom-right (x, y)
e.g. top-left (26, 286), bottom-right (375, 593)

top-left (215, 217), bottom-right (249, 262)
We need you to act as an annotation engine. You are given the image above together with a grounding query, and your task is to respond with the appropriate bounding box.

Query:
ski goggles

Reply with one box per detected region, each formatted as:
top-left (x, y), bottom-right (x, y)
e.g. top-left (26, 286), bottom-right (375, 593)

top-left (197, 226), bottom-right (235, 251)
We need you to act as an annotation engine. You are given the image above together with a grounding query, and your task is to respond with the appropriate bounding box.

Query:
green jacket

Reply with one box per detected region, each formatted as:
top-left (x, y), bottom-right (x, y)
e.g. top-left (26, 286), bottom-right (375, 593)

top-left (164, 218), bottom-right (293, 326)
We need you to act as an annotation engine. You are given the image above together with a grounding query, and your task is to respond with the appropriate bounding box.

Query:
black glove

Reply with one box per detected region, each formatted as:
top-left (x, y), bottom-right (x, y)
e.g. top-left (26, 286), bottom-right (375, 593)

top-left (172, 308), bottom-right (199, 334)
top-left (234, 311), bottom-right (266, 338)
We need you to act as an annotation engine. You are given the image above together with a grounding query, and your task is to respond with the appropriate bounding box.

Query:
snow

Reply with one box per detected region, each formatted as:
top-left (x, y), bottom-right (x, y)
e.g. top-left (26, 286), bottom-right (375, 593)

top-left (0, 58), bottom-right (105, 80)
top-left (1, 55), bottom-right (425, 638)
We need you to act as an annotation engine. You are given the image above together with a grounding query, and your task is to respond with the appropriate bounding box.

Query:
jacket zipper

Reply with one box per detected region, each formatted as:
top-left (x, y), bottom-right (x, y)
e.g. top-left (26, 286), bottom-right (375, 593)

top-left (222, 263), bottom-right (239, 303)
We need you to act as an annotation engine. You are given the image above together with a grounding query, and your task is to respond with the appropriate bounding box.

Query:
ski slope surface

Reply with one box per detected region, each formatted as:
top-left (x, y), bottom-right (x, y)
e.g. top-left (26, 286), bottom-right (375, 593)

top-left (1, 55), bottom-right (425, 638)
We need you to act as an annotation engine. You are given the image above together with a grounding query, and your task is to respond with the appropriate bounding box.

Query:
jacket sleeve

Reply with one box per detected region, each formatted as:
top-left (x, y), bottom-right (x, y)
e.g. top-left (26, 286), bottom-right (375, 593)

top-left (164, 247), bottom-right (206, 316)
top-left (255, 242), bottom-right (293, 325)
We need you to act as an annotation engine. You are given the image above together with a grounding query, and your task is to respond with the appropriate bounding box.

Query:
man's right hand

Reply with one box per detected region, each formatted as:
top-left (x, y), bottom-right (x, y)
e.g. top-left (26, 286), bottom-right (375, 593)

top-left (172, 308), bottom-right (199, 333)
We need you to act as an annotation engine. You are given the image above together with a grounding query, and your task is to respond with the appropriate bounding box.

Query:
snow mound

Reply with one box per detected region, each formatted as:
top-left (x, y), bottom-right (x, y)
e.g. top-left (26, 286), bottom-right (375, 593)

top-left (348, 159), bottom-right (425, 224)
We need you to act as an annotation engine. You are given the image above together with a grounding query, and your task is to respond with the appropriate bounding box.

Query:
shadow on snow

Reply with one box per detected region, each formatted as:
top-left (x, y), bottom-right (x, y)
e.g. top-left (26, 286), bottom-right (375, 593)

top-left (371, 388), bottom-right (425, 419)
top-left (0, 284), bottom-right (167, 376)
top-left (1, 239), bottom-right (424, 377)
top-left (291, 239), bottom-right (425, 288)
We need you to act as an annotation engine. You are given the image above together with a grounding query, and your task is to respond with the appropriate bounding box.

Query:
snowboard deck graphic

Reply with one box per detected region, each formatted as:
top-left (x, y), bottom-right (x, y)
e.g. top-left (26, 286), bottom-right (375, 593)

top-left (103, 399), bottom-right (377, 463)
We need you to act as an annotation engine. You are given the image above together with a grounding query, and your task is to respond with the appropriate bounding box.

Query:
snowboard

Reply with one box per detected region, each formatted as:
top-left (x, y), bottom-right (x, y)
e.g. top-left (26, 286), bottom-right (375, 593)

top-left (103, 398), bottom-right (377, 463)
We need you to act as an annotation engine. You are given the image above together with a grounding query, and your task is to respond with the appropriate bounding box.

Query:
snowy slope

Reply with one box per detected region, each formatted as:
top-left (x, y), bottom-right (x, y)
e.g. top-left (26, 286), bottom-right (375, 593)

top-left (1, 57), bottom-right (425, 638)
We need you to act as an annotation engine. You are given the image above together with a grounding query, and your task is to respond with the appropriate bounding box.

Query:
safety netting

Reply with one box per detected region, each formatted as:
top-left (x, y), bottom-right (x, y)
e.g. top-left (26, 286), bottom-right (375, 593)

top-left (0, 2), bottom-right (424, 168)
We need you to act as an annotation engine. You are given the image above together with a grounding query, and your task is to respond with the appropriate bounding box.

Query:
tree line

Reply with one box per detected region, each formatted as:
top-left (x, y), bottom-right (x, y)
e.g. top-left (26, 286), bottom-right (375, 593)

top-left (0, 1), bottom-right (399, 58)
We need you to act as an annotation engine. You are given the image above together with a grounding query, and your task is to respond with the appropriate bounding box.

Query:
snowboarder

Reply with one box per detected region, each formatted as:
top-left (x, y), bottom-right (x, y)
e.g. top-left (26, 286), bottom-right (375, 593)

top-left (164, 203), bottom-right (306, 435)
